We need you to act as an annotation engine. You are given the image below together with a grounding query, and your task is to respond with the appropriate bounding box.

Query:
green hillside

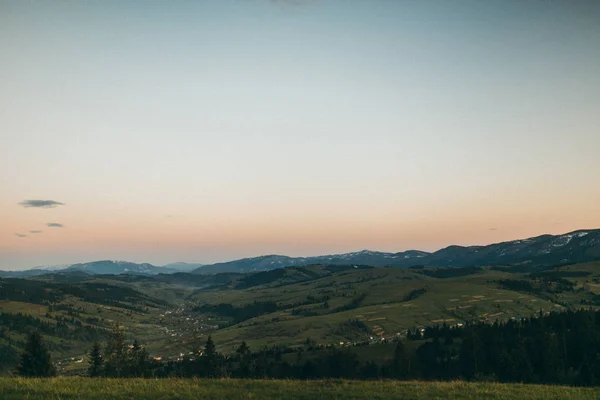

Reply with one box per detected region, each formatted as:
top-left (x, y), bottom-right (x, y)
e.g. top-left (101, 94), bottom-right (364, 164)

top-left (185, 263), bottom-right (598, 352)
top-left (0, 275), bottom-right (184, 374)
top-left (2, 262), bottom-right (600, 374)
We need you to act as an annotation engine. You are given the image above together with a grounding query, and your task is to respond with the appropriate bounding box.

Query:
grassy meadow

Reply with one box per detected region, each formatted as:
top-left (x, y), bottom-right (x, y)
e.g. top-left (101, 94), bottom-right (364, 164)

top-left (0, 378), bottom-right (598, 400)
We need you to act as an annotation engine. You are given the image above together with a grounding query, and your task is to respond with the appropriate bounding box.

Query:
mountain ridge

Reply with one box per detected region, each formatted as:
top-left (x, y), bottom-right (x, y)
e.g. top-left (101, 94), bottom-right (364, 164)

top-left (1, 228), bottom-right (598, 277)
top-left (191, 228), bottom-right (600, 274)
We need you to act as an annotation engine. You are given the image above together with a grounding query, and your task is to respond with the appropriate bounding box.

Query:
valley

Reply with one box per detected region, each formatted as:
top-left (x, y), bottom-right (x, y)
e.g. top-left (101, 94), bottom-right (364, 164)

top-left (2, 251), bottom-right (600, 375)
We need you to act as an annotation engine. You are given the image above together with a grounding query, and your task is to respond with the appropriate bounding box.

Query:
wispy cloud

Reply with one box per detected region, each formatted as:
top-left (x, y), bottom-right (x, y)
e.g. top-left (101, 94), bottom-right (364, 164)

top-left (29, 230), bottom-right (42, 234)
top-left (489, 228), bottom-right (498, 231)
top-left (46, 223), bottom-right (64, 228)
top-left (19, 200), bottom-right (65, 208)
top-left (15, 233), bottom-right (27, 238)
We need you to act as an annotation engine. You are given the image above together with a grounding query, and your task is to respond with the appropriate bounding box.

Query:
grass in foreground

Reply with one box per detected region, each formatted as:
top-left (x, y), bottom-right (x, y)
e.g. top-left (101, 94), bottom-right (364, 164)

top-left (0, 378), bottom-right (598, 400)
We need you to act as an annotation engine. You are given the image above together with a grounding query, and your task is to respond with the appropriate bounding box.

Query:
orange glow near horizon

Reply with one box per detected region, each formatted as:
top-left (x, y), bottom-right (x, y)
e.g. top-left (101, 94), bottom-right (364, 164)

top-left (2, 189), bottom-right (599, 268)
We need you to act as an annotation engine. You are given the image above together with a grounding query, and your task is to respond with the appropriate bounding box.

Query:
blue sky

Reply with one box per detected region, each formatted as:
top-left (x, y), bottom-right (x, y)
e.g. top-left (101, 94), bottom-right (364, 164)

top-left (1, 0), bottom-right (599, 269)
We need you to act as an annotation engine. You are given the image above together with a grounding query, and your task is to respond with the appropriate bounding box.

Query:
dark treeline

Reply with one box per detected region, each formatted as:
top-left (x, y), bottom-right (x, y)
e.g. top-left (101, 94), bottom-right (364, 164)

top-left (406, 308), bottom-right (600, 385)
top-left (0, 278), bottom-right (167, 317)
top-left (403, 288), bottom-right (427, 302)
top-left (15, 309), bottom-right (600, 386)
top-left (192, 301), bottom-right (278, 325)
top-left (417, 266), bottom-right (484, 279)
top-left (0, 312), bottom-right (107, 341)
top-left (496, 274), bottom-right (600, 306)
top-left (331, 293), bottom-right (367, 313)
top-left (194, 295), bottom-right (335, 325)
top-left (234, 269), bottom-right (287, 289)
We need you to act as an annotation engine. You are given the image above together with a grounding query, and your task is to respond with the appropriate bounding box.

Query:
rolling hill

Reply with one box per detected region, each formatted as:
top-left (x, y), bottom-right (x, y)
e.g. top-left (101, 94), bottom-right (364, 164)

top-left (2, 257), bottom-right (600, 375)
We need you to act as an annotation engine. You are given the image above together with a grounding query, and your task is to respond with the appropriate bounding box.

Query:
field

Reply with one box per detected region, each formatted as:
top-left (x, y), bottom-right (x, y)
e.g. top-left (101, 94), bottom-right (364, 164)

top-left (0, 378), bottom-right (598, 400)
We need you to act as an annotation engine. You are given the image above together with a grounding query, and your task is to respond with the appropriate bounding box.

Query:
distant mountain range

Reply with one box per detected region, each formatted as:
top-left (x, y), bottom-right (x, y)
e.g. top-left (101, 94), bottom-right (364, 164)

top-left (1, 229), bottom-right (599, 277)
top-left (0, 261), bottom-right (178, 278)
top-left (189, 229), bottom-right (600, 274)
top-left (191, 250), bottom-right (431, 274)
top-left (161, 262), bottom-right (205, 272)
top-left (66, 261), bottom-right (179, 275)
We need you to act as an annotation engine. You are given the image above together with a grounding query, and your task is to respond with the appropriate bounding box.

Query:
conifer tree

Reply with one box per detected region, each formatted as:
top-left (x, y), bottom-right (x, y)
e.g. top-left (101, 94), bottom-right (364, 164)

top-left (392, 341), bottom-right (409, 378)
top-left (16, 332), bottom-right (56, 377)
top-left (128, 339), bottom-right (149, 377)
top-left (104, 323), bottom-right (126, 377)
top-left (88, 341), bottom-right (103, 377)
top-left (235, 341), bottom-right (251, 377)
top-left (203, 335), bottom-right (218, 377)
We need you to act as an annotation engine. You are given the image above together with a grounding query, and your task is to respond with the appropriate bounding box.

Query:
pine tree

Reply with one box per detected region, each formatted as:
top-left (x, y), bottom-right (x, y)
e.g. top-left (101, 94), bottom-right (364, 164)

top-left (128, 339), bottom-right (149, 377)
top-left (88, 342), bottom-right (103, 377)
top-left (104, 323), bottom-right (126, 377)
top-left (235, 341), bottom-right (251, 377)
top-left (203, 335), bottom-right (219, 377)
top-left (392, 341), bottom-right (409, 378)
top-left (204, 335), bottom-right (216, 359)
top-left (459, 330), bottom-right (479, 379)
top-left (236, 340), bottom-right (250, 358)
top-left (16, 332), bottom-right (56, 377)
top-left (253, 347), bottom-right (270, 378)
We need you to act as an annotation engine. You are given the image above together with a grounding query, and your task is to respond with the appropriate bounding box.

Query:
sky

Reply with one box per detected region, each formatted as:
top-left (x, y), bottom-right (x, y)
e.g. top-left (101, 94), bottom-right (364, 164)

top-left (1, 0), bottom-right (600, 269)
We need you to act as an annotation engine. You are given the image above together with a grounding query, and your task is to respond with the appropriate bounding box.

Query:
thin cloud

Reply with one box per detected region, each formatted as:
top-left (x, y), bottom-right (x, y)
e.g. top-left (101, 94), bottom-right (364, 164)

top-left (29, 230), bottom-right (43, 234)
top-left (19, 200), bottom-right (65, 208)
top-left (46, 223), bottom-right (64, 228)
top-left (489, 228), bottom-right (498, 231)
top-left (15, 233), bottom-right (27, 238)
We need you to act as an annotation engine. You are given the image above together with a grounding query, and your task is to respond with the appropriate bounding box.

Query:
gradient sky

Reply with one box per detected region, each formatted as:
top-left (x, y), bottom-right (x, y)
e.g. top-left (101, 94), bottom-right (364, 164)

top-left (1, 0), bottom-right (600, 269)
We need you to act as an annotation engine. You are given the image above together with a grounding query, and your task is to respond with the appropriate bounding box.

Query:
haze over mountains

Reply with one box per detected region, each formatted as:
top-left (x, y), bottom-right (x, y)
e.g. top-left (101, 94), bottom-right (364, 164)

top-left (1, 229), bottom-right (598, 278)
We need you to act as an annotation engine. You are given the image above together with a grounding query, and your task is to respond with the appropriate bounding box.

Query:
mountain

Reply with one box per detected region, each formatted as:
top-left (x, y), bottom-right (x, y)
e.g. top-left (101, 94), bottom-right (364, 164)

top-left (66, 260), bottom-right (177, 275)
top-left (193, 250), bottom-right (430, 274)
top-left (1, 261), bottom-right (182, 277)
top-left (0, 269), bottom-right (61, 278)
top-left (192, 229), bottom-right (600, 274)
top-left (410, 229), bottom-right (600, 268)
top-left (161, 262), bottom-right (205, 272)
top-left (193, 255), bottom-right (303, 274)
top-left (310, 249), bottom-right (430, 266)
top-left (4, 229), bottom-right (599, 277)
top-left (0, 264), bottom-right (72, 278)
